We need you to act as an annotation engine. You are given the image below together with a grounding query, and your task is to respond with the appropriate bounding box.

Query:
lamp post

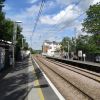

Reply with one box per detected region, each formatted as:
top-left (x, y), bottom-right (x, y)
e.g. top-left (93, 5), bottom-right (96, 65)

top-left (67, 41), bottom-right (69, 59)
top-left (12, 21), bottom-right (22, 67)
top-left (74, 27), bottom-right (77, 54)
top-left (21, 37), bottom-right (25, 60)
top-left (22, 38), bottom-right (24, 49)
top-left (65, 41), bottom-right (70, 59)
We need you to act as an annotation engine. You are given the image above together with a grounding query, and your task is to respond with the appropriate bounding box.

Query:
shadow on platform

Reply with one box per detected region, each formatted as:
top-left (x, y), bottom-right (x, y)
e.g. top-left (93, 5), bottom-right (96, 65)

top-left (0, 58), bottom-right (34, 100)
top-left (34, 84), bottom-right (49, 88)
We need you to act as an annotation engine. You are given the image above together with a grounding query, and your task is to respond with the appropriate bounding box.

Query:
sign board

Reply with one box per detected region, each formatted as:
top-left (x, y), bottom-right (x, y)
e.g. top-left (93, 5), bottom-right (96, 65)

top-left (78, 50), bottom-right (82, 57)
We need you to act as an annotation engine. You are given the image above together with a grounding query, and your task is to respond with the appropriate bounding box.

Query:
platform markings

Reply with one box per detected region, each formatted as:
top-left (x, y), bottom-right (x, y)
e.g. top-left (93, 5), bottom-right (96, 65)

top-left (30, 58), bottom-right (44, 100)
top-left (33, 58), bottom-right (65, 100)
top-left (34, 79), bottom-right (44, 100)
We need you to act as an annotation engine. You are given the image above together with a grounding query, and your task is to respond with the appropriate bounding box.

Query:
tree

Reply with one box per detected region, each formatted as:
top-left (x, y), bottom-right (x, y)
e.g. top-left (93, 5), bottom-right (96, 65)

top-left (82, 3), bottom-right (100, 53)
top-left (0, 0), bottom-right (5, 39)
top-left (76, 35), bottom-right (89, 52)
top-left (0, 1), bottom-right (15, 41)
top-left (75, 34), bottom-right (100, 54)
top-left (60, 37), bottom-right (71, 52)
top-left (3, 19), bottom-right (14, 41)
top-left (82, 3), bottom-right (100, 34)
top-left (0, 0), bottom-right (5, 12)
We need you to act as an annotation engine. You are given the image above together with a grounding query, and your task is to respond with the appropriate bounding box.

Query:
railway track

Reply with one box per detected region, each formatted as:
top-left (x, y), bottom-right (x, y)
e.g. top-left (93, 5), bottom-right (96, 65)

top-left (33, 56), bottom-right (100, 100)
top-left (44, 58), bottom-right (100, 82)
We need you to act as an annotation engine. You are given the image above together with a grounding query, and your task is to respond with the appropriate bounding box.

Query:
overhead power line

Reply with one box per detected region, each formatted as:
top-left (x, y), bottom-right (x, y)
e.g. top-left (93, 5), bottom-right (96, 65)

top-left (31, 0), bottom-right (81, 42)
top-left (32, 0), bottom-right (45, 37)
top-left (30, 0), bottom-right (45, 48)
top-left (44, 0), bottom-right (92, 35)
top-left (40, 12), bottom-right (85, 35)
top-left (56, 12), bottom-right (86, 32)
top-left (45, 0), bottom-right (82, 31)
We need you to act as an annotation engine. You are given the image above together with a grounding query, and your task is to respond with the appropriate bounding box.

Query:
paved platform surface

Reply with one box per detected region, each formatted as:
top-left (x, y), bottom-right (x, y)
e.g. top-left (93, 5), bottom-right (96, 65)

top-left (0, 57), bottom-right (59, 100)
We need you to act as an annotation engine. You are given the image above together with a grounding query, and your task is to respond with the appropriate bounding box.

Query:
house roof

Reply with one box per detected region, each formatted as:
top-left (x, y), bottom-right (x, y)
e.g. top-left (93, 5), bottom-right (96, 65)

top-left (44, 40), bottom-right (60, 45)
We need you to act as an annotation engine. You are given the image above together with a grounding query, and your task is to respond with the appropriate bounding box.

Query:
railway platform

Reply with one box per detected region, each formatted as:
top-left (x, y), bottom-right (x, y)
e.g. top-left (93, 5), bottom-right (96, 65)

top-left (0, 56), bottom-right (63, 100)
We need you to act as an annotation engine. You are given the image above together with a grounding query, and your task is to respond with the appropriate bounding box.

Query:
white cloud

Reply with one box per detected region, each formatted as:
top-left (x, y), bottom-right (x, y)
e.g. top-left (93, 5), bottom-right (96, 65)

top-left (5, 0), bottom-right (100, 49)
top-left (40, 4), bottom-right (80, 25)
top-left (40, 0), bottom-right (100, 26)
top-left (26, 4), bottom-right (40, 16)
top-left (56, 0), bottom-right (72, 6)
top-left (74, 22), bottom-right (87, 36)
top-left (27, 0), bottom-right (38, 4)
top-left (92, 0), bottom-right (100, 4)
top-left (3, 4), bottom-right (11, 11)
top-left (5, 3), bottom-right (42, 47)
top-left (26, 0), bottom-right (100, 49)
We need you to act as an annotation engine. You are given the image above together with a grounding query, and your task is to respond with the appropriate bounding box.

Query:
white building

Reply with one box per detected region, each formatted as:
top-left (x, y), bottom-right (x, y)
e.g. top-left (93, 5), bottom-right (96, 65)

top-left (42, 40), bottom-right (61, 57)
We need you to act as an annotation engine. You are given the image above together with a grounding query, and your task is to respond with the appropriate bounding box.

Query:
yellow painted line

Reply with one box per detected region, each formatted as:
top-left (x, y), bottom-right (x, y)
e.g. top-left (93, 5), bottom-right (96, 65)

top-left (34, 80), bottom-right (44, 100)
top-left (32, 66), bottom-right (44, 100)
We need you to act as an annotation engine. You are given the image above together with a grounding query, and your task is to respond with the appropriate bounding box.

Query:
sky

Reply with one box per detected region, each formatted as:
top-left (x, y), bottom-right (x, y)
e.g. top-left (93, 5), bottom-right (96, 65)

top-left (3, 0), bottom-right (100, 50)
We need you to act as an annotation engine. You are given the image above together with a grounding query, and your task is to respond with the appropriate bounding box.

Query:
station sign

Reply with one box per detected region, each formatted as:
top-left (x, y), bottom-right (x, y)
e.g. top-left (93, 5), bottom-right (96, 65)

top-left (78, 50), bottom-right (82, 57)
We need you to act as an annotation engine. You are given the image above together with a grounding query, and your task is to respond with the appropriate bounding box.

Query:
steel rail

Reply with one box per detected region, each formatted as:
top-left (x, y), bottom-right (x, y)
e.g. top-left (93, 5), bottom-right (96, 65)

top-left (35, 56), bottom-right (94, 100)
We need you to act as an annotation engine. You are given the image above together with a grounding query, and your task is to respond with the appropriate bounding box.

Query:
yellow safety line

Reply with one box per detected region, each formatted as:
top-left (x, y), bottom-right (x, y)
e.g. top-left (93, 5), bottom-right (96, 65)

top-left (33, 66), bottom-right (44, 100)
top-left (34, 80), bottom-right (44, 100)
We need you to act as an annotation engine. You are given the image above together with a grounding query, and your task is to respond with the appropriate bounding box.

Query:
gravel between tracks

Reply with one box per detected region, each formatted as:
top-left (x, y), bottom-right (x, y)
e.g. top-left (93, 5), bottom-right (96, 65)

top-left (38, 57), bottom-right (100, 100)
top-left (45, 58), bottom-right (100, 82)
top-left (34, 57), bottom-right (93, 100)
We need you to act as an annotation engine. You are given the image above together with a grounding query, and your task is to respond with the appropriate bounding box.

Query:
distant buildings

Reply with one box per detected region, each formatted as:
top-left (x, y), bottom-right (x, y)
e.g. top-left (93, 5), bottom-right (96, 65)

top-left (42, 40), bottom-right (61, 56)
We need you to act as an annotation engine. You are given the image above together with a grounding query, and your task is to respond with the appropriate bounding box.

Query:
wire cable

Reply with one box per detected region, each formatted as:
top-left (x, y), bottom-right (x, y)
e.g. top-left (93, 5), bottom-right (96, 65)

top-left (32, 0), bottom-right (45, 36)
top-left (30, 0), bottom-right (45, 47)
top-left (43, 0), bottom-right (92, 35)
top-left (43, 0), bottom-right (82, 32)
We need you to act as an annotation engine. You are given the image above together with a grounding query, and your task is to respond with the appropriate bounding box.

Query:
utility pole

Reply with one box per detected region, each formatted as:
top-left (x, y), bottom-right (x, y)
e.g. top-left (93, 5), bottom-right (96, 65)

top-left (66, 41), bottom-right (69, 59)
top-left (12, 21), bottom-right (22, 68)
top-left (74, 27), bottom-right (77, 54)
top-left (12, 22), bottom-right (17, 68)
top-left (22, 38), bottom-right (24, 49)
top-left (65, 41), bottom-right (70, 59)
top-left (68, 41), bottom-right (69, 59)
top-left (21, 38), bottom-right (24, 60)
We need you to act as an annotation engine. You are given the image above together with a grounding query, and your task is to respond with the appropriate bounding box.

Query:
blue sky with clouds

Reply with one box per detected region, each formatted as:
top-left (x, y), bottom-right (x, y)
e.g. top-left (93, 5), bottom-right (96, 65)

top-left (3, 0), bottom-right (100, 50)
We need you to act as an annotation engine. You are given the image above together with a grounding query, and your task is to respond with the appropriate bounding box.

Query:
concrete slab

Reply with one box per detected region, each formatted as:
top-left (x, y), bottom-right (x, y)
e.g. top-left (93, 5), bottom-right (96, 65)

top-left (25, 58), bottom-right (44, 100)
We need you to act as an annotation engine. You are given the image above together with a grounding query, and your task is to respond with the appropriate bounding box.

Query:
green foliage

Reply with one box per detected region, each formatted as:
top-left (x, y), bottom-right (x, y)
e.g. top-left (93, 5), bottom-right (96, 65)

top-left (87, 34), bottom-right (100, 53)
top-left (3, 19), bottom-right (14, 41)
top-left (0, 1), bottom-right (14, 41)
top-left (23, 42), bottom-right (29, 50)
top-left (16, 34), bottom-right (23, 47)
top-left (0, 0), bottom-right (5, 39)
top-left (60, 37), bottom-right (71, 52)
top-left (82, 3), bottom-right (100, 34)
top-left (76, 35), bottom-right (90, 53)
top-left (70, 37), bottom-right (76, 52)
top-left (29, 48), bottom-right (41, 54)
top-left (76, 34), bottom-right (100, 53)
top-left (0, 0), bottom-right (30, 60)
top-left (82, 3), bottom-right (100, 53)
top-left (61, 34), bottom-right (100, 54)
top-left (0, 0), bottom-right (5, 11)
